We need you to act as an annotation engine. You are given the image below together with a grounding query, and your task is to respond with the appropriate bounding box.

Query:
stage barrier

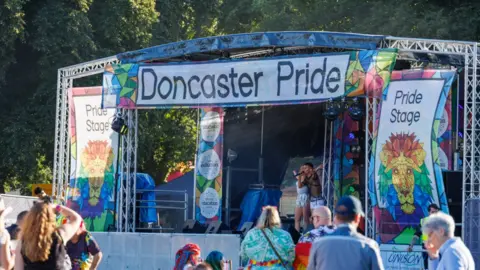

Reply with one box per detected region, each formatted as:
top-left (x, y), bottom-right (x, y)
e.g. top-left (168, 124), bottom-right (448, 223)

top-left (91, 232), bottom-right (241, 270)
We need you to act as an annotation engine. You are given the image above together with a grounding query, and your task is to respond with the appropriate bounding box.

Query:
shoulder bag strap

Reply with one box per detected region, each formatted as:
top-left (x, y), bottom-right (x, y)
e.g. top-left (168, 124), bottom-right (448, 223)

top-left (260, 229), bottom-right (287, 269)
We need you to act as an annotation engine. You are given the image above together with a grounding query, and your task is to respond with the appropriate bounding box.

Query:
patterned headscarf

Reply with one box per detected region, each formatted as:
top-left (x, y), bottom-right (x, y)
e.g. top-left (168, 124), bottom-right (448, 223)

top-left (174, 243), bottom-right (201, 270)
top-left (205, 250), bottom-right (224, 270)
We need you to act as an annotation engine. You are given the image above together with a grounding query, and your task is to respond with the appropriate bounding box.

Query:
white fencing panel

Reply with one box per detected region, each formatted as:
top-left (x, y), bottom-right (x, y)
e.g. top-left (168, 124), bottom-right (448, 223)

top-left (92, 232), bottom-right (241, 270)
top-left (1, 194), bottom-right (36, 226)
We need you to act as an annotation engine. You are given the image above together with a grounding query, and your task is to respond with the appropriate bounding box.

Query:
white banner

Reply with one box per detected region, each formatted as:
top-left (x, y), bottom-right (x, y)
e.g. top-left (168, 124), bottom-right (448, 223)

top-left (380, 244), bottom-right (424, 270)
top-left (73, 95), bottom-right (119, 180)
top-left (374, 79), bottom-right (445, 209)
top-left (137, 54), bottom-right (349, 106)
top-left (68, 88), bottom-right (120, 231)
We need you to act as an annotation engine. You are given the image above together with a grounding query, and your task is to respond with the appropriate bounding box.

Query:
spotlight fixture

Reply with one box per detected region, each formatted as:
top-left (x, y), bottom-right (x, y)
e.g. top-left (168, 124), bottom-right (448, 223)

top-left (323, 99), bottom-right (340, 121)
top-left (348, 98), bottom-right (364, 121)
top-left (227, 149), bottom-right (238, 163)
top-left (111, 112), bottom-right (128, 134)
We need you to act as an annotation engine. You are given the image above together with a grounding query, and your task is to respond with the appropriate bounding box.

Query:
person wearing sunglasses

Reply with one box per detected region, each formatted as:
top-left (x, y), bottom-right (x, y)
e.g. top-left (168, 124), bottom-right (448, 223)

top-left (407, 203), bottom-right (441, 269)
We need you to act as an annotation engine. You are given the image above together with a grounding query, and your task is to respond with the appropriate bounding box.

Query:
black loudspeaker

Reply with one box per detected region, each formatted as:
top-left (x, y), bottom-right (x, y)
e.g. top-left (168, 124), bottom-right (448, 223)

top-left (205, 221), bottom-right (222, 234)
top-left (443, 171), bottom-right (462, 237)
top-left (182, 220), bottom-right (207, 233)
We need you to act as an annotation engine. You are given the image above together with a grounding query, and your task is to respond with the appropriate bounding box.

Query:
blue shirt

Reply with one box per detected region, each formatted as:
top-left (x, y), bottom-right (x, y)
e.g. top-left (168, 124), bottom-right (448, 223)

top-left (308, 224), bottom-right (384, 270)
top-left (428, 238), bottom-right (475, 270)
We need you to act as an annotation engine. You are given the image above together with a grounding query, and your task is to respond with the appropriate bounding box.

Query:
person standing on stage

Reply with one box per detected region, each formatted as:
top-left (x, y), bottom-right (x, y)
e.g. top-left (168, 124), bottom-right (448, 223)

top-left (294, 165), bottom-right (310, 233)
top-left (298, 163), bottom-right (325, 210)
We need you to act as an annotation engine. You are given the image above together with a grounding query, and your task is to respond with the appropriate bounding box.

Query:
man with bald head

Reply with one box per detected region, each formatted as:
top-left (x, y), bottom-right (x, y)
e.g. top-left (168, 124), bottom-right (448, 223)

top-left (298, 206), bottom-right (335, 243)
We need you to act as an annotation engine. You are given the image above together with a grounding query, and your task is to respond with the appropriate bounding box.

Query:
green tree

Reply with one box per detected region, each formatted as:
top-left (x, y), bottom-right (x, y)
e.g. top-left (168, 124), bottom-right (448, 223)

top-left (137, 110), bottom-right (198, 185)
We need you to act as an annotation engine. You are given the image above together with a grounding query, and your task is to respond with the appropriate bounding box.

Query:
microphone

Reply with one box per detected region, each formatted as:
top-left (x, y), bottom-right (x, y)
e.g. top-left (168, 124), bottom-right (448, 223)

top-left (294, 172), bottom-right (304, 177)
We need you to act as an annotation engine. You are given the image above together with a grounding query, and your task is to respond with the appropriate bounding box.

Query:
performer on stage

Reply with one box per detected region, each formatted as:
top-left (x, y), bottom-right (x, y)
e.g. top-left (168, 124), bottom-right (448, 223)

top-left (294, 166), bottom-right (310, 233)
top-left (298, 163), bottom-right (325, 210)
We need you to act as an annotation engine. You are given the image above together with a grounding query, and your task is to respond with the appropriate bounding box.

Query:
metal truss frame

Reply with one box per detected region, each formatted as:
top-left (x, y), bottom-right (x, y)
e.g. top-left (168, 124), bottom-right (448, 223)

top-left (364, 38), bottom-right (480, 244)
top-left (322, 118), bottom-right (335, 209)
top-left (53, 35), bottom-right (480, 242)
top-left (53, 56), bottom-right (139, 232)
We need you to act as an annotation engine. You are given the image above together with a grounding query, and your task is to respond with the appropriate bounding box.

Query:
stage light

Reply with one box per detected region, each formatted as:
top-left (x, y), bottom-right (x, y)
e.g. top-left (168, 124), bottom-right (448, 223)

top-left (349, 133), bottom-right (355, 139)
top-left (348, 98), bottom-right (364, 121)
top-left (111, 112), bottom-right (128, 134)
top-left (227, 149), bottom-right (238, 163)
top-left (324, 99), bottom-right (340, 121)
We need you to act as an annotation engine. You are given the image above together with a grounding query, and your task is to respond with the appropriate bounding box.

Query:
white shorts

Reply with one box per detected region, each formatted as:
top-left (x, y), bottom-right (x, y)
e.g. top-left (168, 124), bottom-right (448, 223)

top-left (310, 196), bottom-right (325, 209)
top-left (296, 193), bottom-right (309, 207)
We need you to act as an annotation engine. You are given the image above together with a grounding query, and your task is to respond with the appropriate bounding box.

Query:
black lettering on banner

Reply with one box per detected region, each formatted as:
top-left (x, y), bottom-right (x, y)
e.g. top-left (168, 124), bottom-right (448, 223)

top-left (295, 67), bottom-right (305, 95)
top-left (188, 76), bottom-right (201, 99)
top-left (239, 73), bottom-right (253, 97)
top-left (310, 58), bottom-right (327, 94)
top-left (277, 61), bottom-right (293, 96)
top-left (254, 72), bottom-right (263, 97)
top-left (173, 76), bottom-right (187, 99)
top-left (305, 63), bottom-right (310, 95)
top-left (229, 68), bottom-right (239, 98)
top-left (141, 68), bottom-right (157, 100)
top-left (217, 74), bottom-right (229, 98)
top-left (326, 67), bottom-right (341, 93)
top-left (158, 77), bottom-right (172, 99)
top-left (390, 89), bottom-right (423, 126)
top-left (201, 75), bottom-right (216, 98)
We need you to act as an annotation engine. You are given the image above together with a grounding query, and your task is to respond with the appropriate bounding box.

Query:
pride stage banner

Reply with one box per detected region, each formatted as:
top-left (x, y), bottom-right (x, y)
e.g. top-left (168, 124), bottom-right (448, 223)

top-left (369, 70), bottom-right (455, 269)
top-left (67, 87), bottom-right (119, 231)
top-left (102, 49), bottom-right (397, 108)
top-left (195, 108), bottom-right (224, 223)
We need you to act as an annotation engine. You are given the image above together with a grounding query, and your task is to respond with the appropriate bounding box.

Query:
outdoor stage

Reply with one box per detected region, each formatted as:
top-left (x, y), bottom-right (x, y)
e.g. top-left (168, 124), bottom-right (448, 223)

top-left (52, 31), bottom-right (480, 270)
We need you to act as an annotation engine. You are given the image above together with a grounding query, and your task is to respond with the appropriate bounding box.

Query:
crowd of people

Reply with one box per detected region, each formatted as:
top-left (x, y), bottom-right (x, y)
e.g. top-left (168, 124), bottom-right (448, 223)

top-left (0, 191), bottom-right (103, 270)
top-left (0, 164), bottom-right (476, 270)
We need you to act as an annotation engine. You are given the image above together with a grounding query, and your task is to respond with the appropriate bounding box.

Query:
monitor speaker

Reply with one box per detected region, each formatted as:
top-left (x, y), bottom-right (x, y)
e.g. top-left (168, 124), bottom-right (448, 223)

top-left (182, 219), bottom-right (207, 233)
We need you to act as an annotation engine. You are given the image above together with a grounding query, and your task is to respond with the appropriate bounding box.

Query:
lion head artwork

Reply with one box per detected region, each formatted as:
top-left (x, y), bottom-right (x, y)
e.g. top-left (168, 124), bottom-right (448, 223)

top-left (80, 140), bottom-right (114, 206)
top-left (379, 133), bottom-right (427, 214)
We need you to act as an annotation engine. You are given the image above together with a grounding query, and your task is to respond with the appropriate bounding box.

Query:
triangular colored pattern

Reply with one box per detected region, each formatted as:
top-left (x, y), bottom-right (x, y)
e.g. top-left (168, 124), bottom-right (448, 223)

top-left (130, 92), bottom-right (137, 103)
top-left (125, 78), bottom-right (137, 89)
top-left (359, 50), bottom-right (375, 71)
top-left (119, 87), bottom-right (134, 97)
top-left (112, 75), bottom-right (120, 87)
top-left (375, 51), bottom-right (394, 72)
top-left (117, 73), bottom-right (128, 87)
top-left (128, 64), bottom-right (139, 75)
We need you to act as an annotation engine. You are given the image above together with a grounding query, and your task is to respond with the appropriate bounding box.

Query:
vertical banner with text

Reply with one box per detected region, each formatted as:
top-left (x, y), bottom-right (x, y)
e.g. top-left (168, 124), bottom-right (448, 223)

top-left (369, 70), bottom-right (455, 269)
top-left (195, 108), bottom-right (224, 224)
top-left (68, 87), bottom-right (119, 231)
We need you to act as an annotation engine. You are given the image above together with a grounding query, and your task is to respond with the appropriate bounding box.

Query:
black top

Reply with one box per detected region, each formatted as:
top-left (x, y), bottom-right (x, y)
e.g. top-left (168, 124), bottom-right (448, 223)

top-left (22, 231), bottom-right (70, 270)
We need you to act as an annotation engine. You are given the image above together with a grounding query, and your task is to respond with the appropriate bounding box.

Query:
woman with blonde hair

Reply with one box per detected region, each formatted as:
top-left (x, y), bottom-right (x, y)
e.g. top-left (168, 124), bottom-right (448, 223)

top-left (15, 197), bottom-right (82, 270)
top-left (240, 206), bottom-right (295, 269)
